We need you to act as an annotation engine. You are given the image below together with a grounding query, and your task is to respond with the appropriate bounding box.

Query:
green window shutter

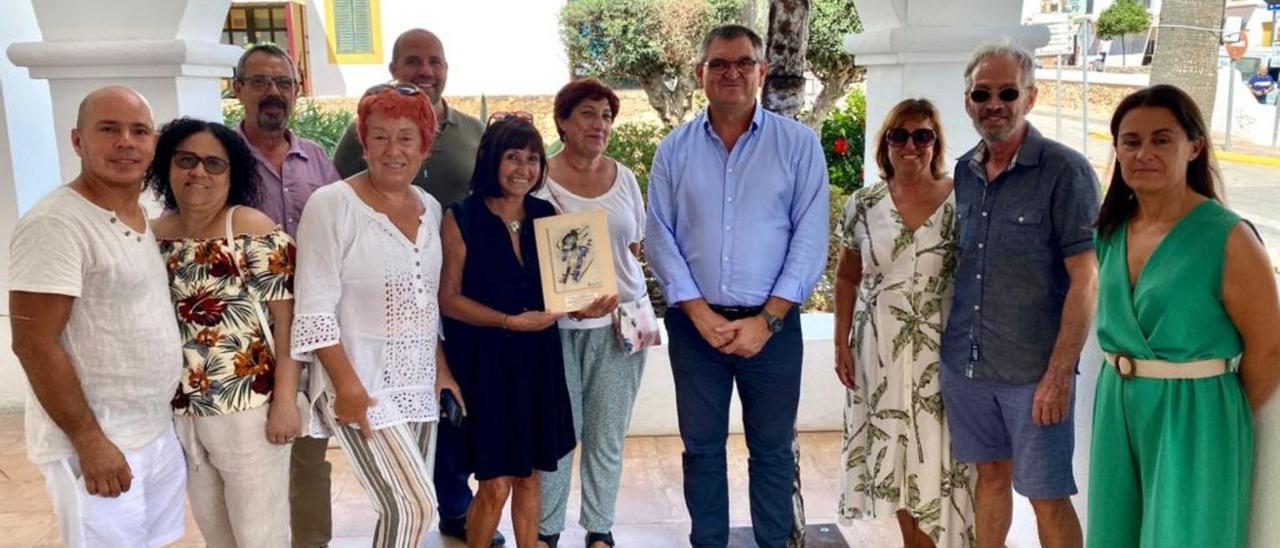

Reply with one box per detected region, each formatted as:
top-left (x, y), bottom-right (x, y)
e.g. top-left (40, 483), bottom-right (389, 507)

top-left (332, 0), bottom-right (374, 55)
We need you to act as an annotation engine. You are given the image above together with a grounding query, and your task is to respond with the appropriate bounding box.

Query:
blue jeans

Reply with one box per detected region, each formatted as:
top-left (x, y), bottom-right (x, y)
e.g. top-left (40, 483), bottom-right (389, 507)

top-left (665, 308), bottom-right (802, 548)
top-left (434, 418), bottom-right (473, 519)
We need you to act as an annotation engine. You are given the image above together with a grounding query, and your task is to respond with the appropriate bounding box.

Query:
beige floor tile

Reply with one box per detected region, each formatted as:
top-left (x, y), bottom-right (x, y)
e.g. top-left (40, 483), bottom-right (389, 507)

top-left (0, 415), bottom-right (914, 547)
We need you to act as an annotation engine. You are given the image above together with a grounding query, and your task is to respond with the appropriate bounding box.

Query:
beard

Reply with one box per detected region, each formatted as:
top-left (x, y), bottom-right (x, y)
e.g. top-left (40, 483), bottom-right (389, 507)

top-left (972, 108), bottom-right (1021, 143)
top-left (256, 96), bottom-right (290, 131)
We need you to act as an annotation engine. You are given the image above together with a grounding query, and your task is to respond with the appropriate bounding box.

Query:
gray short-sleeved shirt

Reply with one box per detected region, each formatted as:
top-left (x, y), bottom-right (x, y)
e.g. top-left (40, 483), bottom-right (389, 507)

top-left (940, 123), bottom-right (1100, 385)
top-left (333, 100), bottom-right (483, 208)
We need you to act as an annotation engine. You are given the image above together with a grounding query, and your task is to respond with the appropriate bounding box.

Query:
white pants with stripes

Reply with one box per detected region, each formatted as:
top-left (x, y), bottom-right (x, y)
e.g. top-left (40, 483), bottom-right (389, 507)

top-left (319, 393), bottom-right (438, 548)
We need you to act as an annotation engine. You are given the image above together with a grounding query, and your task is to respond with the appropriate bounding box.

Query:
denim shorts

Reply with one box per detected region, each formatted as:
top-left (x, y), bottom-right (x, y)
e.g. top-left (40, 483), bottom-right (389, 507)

top-left (940, 365), bottom-right (1078, 499)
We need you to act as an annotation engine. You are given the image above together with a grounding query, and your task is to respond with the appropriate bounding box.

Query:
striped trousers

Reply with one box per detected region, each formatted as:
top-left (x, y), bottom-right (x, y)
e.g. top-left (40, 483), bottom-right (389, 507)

top-left (320, 394), bottom-right (439, 548)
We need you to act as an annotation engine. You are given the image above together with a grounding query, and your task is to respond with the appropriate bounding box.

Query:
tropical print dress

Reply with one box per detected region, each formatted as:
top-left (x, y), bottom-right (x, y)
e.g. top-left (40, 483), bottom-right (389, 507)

top-left (159, 227), bottom-right (296, 416)
top-left (837, 181), bottom-right (975, 547)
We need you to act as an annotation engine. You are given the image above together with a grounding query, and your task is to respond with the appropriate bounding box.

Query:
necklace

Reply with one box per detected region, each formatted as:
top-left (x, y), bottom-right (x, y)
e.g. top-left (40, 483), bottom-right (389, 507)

top-left (508, 220), bottom-right (521, 233)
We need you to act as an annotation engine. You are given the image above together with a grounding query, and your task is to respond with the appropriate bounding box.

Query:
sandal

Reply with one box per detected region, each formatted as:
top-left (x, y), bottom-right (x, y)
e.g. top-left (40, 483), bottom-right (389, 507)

top-left (538, 532), bottom-right (560, 548)
top-left (585, 531), bottom-right (615, 547)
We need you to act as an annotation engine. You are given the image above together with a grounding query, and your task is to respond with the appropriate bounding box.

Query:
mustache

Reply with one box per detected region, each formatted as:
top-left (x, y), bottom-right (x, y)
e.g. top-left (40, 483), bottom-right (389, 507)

top-left (259, 96), bottom-right (288, 111)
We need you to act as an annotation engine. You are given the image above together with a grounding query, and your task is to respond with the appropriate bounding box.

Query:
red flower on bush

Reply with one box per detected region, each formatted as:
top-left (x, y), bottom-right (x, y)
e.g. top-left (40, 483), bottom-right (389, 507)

top-left (833, 137), bottom-right (849, 156)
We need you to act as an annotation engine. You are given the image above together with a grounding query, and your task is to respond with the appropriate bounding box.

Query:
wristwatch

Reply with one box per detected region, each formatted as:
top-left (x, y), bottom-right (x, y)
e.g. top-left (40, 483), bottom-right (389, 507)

top-left (761, 310), bottom-right (784, 334)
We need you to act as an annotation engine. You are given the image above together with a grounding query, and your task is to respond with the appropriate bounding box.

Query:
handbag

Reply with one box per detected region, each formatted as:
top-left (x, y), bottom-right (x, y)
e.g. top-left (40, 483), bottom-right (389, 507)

top-left (613, 296), bottom-right (661, 355)
top-left (225, 207), bottom-right (312, 433)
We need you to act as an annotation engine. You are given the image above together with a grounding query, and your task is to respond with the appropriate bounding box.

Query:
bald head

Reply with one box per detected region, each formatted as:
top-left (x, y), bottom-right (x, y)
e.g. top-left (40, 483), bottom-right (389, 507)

top-left (392, 29), bottom-right (442, 64)
top-left (76, 85), bottom-right (154, 130)
top-left (389, 29), bottom-right (449, 105)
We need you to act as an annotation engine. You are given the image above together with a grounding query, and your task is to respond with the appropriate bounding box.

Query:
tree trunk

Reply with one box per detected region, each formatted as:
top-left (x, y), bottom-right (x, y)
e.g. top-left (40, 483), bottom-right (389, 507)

top-left (1121, 33), bottom-right (1127, 66)
top-left (762, 0), bottom-right (811, 120)
top-left (762, 4), bottom-right (812, 547)
top-left (802, 68), bottom-right (860, 131)
top-left (741, 0), bottom-right (762, 33)
top-left (1149, 0), bottom-right (1224, 118)
top-left (639, 73), bottom-right (699, 129)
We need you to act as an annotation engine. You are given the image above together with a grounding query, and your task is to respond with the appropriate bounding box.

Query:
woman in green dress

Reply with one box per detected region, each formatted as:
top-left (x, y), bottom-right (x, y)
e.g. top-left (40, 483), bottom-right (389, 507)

top-left (1087, 84), bottom-right (1280, 548)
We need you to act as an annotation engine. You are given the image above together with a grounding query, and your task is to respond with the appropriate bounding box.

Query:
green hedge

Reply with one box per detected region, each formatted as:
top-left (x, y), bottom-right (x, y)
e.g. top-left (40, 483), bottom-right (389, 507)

top-left (222, 99), bottom-right (354, 157)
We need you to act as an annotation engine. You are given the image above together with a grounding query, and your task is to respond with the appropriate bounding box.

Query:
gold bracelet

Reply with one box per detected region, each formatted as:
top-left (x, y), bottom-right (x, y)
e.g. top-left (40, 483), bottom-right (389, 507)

top-left (501, 314), bottom-right (510, 330)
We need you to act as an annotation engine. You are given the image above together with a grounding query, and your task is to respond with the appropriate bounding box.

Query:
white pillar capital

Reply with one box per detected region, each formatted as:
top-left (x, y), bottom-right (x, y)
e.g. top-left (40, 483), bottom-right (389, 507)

top-left (5, 0), bottom-right (240, 183)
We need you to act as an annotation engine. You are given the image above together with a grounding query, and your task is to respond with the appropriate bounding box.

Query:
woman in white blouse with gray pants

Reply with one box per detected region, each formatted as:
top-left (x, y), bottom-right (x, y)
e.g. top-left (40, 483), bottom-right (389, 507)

top-left (291, 84), bottom-right (464, 548)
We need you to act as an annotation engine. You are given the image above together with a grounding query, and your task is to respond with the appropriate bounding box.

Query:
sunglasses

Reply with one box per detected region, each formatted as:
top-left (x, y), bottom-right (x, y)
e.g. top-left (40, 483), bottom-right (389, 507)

top-left (886, 128), bottom-right (937, 148)
top-left (969, 87), bottom-right (1022, 103)
top-left (488, 111), bottom-right (534, 125)
top-left (363, 82), bottom-right (422, 98)
top-left (173, 150), bottom-right (229, 175)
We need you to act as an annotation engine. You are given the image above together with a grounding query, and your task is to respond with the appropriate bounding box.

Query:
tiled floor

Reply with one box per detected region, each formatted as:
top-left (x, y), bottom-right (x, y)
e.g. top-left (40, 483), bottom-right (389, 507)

top-left (0, 414), bottom-right (901, 547)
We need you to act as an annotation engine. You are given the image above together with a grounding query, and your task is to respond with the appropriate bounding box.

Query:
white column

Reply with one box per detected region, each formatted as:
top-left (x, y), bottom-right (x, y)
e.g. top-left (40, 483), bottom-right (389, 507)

top-left (844, 3), bottom-right (1107, 546)
top-left (6, 0), bottom-right (242, 184)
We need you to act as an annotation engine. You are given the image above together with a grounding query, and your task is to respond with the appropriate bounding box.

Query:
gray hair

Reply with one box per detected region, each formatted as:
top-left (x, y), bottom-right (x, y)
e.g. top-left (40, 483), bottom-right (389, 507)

top-left (699, 24), bottom-right (765, 65)
top-left (963, 41), bottom-right (1035, 89)
top-left (235, 43), bottom-right (297, 80)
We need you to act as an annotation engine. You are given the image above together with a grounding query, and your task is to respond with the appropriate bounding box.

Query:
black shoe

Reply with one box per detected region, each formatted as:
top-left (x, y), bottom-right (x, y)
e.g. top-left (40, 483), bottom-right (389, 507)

top-left (439, 515), bottom-right (507, 546)
top-left (585, 531), bottom-right (615, 547)
top-left (538, 532), bottom-right (560, 548)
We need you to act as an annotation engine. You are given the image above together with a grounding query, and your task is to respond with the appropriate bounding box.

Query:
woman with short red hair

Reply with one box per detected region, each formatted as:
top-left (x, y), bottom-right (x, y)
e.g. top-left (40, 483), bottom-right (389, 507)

top-left (291, 82), bottom-right (465, 548)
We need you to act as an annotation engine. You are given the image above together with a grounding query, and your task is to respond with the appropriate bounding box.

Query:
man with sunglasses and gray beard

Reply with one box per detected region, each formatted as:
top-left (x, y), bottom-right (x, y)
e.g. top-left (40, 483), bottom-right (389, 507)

top-left (938, 42), bottom-right (1098, 548)
top-left (231, 43), bottom-right (341, 548)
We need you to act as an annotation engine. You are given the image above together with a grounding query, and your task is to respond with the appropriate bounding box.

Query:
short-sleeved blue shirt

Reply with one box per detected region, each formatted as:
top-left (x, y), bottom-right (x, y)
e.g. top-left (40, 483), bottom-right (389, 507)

top-left (940, 123), bottom-right (1100, 385)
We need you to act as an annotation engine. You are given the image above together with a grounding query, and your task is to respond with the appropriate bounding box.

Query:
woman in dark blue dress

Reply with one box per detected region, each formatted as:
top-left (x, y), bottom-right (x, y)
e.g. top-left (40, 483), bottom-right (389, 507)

top-left (440, 116), bottom-right (611, 548)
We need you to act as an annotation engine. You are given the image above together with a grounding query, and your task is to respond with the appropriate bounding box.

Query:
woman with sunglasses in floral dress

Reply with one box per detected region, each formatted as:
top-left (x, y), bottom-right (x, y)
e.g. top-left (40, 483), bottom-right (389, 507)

top-left (148, 117), bottom-right (301, 547)
top-left (834, 99), bottom-right (976, 548)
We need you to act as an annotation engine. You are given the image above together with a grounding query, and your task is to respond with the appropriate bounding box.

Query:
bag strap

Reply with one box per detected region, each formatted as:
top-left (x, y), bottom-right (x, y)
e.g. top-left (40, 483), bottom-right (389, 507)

top-left (224, 206), bottom-right (277, 355)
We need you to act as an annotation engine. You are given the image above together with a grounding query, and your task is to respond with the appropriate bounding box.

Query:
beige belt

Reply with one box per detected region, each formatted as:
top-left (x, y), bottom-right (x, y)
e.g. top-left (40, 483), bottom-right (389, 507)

top-left (1104, 353), bottom-right (1229, 380)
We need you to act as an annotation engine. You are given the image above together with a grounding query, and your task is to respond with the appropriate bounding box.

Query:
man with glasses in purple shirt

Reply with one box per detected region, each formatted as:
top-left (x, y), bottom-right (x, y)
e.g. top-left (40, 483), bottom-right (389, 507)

top-left (646, 24), bottom-right (829, 548)
top-left (231, 43), bottom-right (341, 548)
top-left (940, 42), bottom-right (1099, 548)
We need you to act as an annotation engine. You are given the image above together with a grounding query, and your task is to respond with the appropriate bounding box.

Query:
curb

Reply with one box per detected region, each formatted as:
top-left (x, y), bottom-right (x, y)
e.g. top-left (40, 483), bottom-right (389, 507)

top-left (1087, 130), bottom-right (1280, 167)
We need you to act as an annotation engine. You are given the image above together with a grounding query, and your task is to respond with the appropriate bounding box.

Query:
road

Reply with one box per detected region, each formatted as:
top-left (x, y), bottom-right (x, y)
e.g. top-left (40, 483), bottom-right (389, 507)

top-left (1026, 112), bottom-right (1280, 265)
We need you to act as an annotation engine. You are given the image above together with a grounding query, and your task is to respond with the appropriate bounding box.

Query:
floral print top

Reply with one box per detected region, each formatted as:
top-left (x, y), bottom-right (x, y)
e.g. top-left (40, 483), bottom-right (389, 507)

top-left (159, 228), bottom-right (296, 416)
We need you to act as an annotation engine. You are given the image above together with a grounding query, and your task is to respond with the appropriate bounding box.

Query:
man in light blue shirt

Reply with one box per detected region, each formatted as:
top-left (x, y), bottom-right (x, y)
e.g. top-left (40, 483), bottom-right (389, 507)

top-left (645, 24), bottom-right (829, 548)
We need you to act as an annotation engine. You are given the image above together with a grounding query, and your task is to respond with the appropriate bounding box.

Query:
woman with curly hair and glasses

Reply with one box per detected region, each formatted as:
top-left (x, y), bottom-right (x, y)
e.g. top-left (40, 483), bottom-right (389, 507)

top-left (148, 116), bottom-right (301, 547)
top-left (290, 83), bottom-right (465, 548)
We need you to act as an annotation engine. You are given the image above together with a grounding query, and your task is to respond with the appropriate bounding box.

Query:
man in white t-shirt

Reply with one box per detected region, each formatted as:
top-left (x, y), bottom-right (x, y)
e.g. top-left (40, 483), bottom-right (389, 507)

top-left (8, 86), bottom-right (186, 547)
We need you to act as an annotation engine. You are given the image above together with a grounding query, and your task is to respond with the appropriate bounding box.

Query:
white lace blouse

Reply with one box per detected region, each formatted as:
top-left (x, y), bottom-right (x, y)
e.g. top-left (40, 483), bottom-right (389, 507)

top-left (291, 181), bottom-right (442, 436)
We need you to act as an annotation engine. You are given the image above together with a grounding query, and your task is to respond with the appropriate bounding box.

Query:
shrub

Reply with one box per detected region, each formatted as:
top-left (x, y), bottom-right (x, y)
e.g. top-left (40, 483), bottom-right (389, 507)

top-left (802, 184), bottom-right (848, 313)
top-left (222, 99), bottom-right (355, 157)
top-left (820, 89), bottom-right (867, 194)
top-left (606, 122), bottom-right (665, 196)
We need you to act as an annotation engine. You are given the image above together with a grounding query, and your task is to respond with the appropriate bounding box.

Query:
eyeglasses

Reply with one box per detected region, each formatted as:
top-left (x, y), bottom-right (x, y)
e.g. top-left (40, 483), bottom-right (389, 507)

top-left (704, 58), bottom-right (760, 75)
top-left (239, 75), bottom-right (297, 92)
top-left (173, 151), bottom-right (229, 175)
top-left (363, 82), bottom-right (422, 98)
top-left (886, 128), bottom-right (937, 148)
top-left (968, 87), bottom-right (1022, 103)
top-left (487, 111), bottom-right (534, 125)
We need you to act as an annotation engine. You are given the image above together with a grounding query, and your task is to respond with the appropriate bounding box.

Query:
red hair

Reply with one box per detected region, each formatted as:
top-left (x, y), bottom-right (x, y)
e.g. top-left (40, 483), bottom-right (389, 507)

top-left (356, 87), bottom-right (437, 153)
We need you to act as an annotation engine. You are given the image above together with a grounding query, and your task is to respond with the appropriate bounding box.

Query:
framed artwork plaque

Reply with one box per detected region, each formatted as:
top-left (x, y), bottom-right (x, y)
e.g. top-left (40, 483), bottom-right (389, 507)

top-left (533, 208), bottom-right (617, 313)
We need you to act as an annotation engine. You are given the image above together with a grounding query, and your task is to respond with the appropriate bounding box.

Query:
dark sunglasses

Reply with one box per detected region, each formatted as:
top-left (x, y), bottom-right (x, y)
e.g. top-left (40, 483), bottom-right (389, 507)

top-left (488, 111), bottom-right (534, 126)
top-left (172, 151), bottom-right (229, 175)
top-left (969, 87), bottom-right (1021, 103)
top-left (363, 82), bottom-right (422, 98)
top-left (886, 128), bottom-right (937, 148)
